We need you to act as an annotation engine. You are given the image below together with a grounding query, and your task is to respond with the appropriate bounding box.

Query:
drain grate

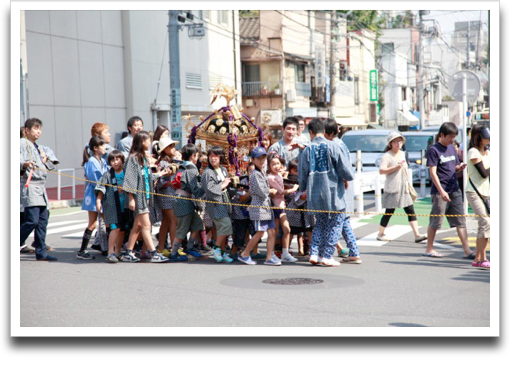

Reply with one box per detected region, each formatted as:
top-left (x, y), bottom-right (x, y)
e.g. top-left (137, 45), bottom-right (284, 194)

top-left (262, 277), bottom-right (324, 285)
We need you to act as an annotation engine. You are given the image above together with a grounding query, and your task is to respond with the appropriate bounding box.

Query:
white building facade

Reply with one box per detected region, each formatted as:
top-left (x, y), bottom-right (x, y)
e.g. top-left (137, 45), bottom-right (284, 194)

top-left (20, 10), bottom-right (240, 187)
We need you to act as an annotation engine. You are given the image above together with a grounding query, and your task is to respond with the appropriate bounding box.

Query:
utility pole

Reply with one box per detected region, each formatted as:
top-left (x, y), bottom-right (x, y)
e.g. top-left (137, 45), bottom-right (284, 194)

top-left (232, 10), bottom-right (238, 105)
top-left (466, 21), bottom-right (471, 69)
top-left (168, 10), bottom-right (183, 146)
top-left (329, 10), bottom-right (337, 119)
top-left (418, 11), bottom-right (427, 130)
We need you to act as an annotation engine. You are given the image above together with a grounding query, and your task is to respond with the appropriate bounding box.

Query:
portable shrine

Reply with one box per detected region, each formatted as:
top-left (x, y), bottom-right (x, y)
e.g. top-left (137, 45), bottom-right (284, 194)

top-left (186, 84), bottom-right (264, 176)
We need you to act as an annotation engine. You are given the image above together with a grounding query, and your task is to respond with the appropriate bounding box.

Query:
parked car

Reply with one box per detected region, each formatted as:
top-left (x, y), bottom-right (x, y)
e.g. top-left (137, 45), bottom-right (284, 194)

top-left (403, 131), bottom-right (436, 183)
top-left (421, 125), bottom-right (469, 148)
top-left (341, 129), bottom-right (407, 172)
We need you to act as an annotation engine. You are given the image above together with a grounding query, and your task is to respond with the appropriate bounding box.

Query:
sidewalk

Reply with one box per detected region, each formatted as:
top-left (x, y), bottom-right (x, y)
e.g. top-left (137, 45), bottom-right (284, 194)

top-left (47, 184), bottom-right (84, 210)
top-left (358, 197), bottom-right (477, 229)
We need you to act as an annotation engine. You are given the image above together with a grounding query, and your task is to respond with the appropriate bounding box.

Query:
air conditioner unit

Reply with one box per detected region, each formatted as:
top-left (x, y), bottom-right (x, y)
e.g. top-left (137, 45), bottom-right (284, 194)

top-left (260, 109), bottom-right (283, 126)
top-left (286, 89), bottom-right (297, 102)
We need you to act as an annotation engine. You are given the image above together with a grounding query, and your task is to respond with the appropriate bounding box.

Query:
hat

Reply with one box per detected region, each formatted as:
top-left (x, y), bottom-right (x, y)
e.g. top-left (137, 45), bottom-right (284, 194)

top-left (387, 131), bottom-right (406, 145)
top-left (251, 146), bottom-right (268, 158)
top-left (480, 127), bottom-right (490, 139)
top-left (158, 137), bottom-right (179, 154)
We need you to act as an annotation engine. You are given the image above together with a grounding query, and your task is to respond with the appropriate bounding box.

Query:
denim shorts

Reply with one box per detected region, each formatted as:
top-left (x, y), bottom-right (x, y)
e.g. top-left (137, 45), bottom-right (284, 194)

top-left (253, 219), bottom-right (275, 232)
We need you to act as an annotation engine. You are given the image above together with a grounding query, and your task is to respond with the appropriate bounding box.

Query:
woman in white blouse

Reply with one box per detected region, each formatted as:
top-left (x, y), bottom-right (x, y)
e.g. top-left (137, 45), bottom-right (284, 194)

top-left (377, 132), bottom-right (427, 243)
top-left (466, 125), bottom-right (490, 268)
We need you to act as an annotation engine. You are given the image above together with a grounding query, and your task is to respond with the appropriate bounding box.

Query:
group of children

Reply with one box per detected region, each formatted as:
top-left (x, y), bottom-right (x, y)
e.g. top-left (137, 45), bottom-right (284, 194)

top-left (78, 130), bottom-right (323, 266)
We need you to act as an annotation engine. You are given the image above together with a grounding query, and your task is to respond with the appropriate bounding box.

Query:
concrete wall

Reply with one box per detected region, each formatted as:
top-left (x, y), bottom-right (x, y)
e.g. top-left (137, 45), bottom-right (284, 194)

top-left (24, 10), bottom-right (128, 187)
top-left (121, 11), bottom-right (170, 133)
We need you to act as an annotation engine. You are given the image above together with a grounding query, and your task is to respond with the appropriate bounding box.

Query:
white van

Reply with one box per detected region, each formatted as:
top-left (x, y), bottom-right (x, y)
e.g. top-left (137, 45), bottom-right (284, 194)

top-left (341, 129), bottom-right (407, 172)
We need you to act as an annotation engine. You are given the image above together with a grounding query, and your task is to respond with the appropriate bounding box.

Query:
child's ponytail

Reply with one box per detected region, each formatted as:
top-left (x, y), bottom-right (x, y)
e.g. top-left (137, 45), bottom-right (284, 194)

top-left (82, 135), bottom-right (106, 166)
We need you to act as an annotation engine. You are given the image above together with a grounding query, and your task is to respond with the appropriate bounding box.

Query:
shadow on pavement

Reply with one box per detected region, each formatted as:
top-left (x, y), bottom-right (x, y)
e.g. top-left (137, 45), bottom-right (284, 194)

top-left (388, 322), bottom-right (427, 327)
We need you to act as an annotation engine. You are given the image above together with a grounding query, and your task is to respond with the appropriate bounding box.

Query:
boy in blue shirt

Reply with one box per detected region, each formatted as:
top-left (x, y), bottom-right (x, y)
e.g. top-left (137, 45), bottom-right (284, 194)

top-left (425, 122), bottom-right (474, 259)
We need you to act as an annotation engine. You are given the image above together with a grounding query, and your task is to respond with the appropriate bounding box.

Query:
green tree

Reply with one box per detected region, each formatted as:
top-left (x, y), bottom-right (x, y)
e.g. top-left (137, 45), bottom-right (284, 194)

top-left (338, 10), bottom-right (386, 37)
top-left (391, 11), bottom-right (414, 29)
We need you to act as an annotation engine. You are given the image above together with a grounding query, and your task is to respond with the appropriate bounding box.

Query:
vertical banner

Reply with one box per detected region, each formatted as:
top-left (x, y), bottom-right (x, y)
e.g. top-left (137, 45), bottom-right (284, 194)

top-left (369, 70), bottom-right (378, 102)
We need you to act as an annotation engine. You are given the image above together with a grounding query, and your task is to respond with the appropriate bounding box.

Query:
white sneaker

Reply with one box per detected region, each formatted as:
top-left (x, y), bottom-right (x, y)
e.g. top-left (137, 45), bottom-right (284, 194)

top-left (271, 253), bottom-right (281, 263)
top-left (319, 257), bottom-right (340, 267)
top-left (281, 253), bottom-right (298, 263)
top-left (151, 253), bottom-right (169, 263)
top-left (309, 254), bottom-right (319, 265)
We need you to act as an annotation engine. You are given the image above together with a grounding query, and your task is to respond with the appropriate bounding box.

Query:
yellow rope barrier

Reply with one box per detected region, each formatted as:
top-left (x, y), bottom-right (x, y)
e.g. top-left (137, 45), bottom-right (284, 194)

top-left (24, 164), bottom-right (490, 219)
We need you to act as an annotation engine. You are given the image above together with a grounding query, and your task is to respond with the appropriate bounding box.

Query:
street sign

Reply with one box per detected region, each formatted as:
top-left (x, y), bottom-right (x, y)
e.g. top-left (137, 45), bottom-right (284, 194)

top-left (448, 70), bottom-right (481, 104)
top-left (369, 70), bottom-right (378, 101)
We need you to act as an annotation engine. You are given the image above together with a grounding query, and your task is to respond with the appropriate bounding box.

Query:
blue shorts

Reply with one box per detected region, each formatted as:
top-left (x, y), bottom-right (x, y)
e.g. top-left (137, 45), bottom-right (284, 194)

top-left (273, 208), bottom-right (285, 219)
top-left (253, 219), bottom-right (275, 232)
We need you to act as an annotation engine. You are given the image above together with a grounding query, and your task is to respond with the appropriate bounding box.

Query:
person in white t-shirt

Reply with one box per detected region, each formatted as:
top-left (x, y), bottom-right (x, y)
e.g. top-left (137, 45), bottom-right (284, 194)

top-left (294, 115), bottom-right (310, 143)
top-left (466, 125), bottom-right (491, 269)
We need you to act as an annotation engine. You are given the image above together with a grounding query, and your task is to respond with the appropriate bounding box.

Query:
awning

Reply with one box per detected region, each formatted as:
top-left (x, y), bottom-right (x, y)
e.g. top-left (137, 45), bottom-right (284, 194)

top-left (335, 117), bottom-right (367, 127)
top-left (397, 110), bottom-right (419, 127)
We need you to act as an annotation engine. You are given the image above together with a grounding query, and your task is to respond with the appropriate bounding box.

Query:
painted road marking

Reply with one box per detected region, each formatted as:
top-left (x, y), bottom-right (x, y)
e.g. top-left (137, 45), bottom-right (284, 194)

top-left (356, 225), bottom-right (412, 247)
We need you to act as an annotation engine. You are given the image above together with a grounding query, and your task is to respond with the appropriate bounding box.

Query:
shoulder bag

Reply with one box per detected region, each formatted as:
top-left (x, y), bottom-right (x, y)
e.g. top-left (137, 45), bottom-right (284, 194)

top-left (402, 164), bottom-right (418, 202)
top-left (469, 177), bottom-right (490, 215)
top-left (398, 152), bottom-right (417, 202)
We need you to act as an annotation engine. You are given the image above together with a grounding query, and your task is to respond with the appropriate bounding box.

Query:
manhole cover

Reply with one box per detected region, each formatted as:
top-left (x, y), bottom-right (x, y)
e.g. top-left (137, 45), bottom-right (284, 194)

top-left (262, 277), bottom-right (324, 285)
top-left (221, 273), bottom-right (364, 290)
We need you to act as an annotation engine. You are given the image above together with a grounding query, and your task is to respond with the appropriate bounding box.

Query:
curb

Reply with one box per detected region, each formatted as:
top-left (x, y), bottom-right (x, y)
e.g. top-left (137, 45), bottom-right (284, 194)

top-left (49, 199), bottom-right (82, 210)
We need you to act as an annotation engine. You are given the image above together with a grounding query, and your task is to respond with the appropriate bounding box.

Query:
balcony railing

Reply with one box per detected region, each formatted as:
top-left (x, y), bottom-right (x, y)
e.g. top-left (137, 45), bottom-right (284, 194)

top-left (242, 81), bottom-right (282, 97)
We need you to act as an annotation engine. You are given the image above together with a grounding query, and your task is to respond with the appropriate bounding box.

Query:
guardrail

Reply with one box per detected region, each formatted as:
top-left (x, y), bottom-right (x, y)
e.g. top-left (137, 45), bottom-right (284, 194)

top-left (57, 168), bottom-right (76, 200)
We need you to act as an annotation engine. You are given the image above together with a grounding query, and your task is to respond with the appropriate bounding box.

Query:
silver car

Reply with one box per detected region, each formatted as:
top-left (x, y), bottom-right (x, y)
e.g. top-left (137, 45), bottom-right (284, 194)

top-left (402, 131), bottom-right (436, 183)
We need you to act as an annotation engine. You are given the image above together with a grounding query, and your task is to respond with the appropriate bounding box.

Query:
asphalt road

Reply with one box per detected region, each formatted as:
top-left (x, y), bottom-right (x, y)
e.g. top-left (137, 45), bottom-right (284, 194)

top-left (18, 197), bottom-right (490, 329)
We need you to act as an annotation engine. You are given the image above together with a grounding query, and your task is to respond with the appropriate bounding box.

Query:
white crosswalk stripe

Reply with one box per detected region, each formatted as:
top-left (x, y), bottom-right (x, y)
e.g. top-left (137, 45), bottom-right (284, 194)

top-left (29, 223), bottom-right (89, 238)
top-left (355, 225), bottom-right (413, 247)
top-left (60, 223), bottom-right (161, 239)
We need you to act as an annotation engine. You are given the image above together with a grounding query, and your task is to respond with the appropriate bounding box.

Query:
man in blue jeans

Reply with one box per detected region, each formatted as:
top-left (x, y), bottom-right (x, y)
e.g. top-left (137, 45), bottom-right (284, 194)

top-left (20, 118), bottom-right (57, 261)
top-left (425, 122), bottom-right (474, 259)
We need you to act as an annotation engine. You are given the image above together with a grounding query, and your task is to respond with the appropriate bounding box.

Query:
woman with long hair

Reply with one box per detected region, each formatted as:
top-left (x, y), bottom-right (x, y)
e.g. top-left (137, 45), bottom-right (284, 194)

top-left (466, 124), bottom-right (491, 268)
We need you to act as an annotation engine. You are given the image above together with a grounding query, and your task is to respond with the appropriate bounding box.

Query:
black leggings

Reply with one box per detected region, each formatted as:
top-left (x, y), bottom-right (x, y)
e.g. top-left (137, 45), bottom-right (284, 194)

top-left (380, 205), bottom-right (417, 227)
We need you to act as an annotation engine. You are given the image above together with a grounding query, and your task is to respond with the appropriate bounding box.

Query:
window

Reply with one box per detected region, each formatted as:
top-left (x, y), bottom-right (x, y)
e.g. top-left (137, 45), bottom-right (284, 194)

top-left (296, 64), bottom-right (305, 83)
top-left (342, 135), bottom-right (388, 153)
top-left (382, 43), bottom-right (394, 55)
top-left (403, 136), bottom-right (432, 152)
top-left (402, 87), bottom-right (407, 101)
top-left (203, 10), bottom-right (211, 21)
top-left (186, 72), bottom-right (202, 89)
top-left (218, 10), bottom-right (228, 26)
top-left (290, 63), bottom-right (305, 83)
top-left (243, 64), bottom-right (260, 82)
